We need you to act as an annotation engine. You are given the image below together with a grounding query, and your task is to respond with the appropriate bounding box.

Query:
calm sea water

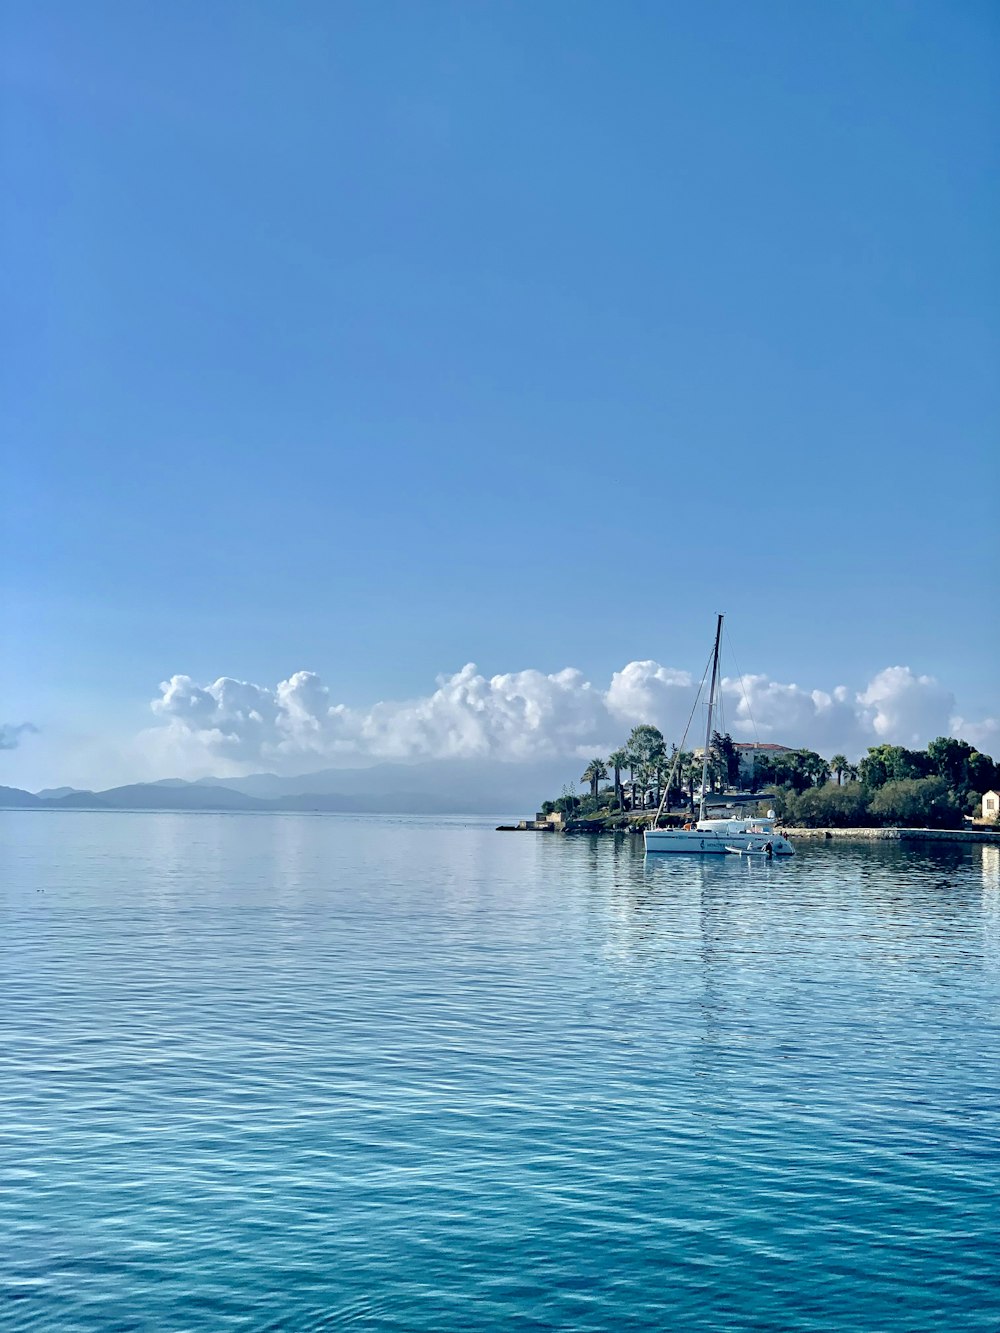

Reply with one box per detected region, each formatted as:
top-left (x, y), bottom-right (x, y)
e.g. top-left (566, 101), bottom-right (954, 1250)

top-left (2, 812), bottom-right (999, 1331)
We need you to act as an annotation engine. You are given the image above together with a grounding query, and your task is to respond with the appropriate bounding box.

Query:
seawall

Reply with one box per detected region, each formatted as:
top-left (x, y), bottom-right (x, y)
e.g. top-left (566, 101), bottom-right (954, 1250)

top-left (781, 826), bottom-right (1000, 845)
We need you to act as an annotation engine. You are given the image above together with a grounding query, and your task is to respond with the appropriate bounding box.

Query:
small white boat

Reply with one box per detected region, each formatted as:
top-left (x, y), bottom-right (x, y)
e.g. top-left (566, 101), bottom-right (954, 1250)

top-left (643, 614), bottom-right (795, 857)
top-left (726, 841), bottom-right (776, 857)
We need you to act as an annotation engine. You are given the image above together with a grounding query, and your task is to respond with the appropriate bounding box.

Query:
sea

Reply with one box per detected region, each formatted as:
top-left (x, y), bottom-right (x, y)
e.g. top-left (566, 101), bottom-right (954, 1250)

top-left (2, 811), bottom-right (999, 1331)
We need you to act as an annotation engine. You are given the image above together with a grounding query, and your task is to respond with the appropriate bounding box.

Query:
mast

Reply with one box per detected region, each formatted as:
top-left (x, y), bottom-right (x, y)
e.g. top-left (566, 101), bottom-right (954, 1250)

top-left (698, 613), bottom-right (724, 822)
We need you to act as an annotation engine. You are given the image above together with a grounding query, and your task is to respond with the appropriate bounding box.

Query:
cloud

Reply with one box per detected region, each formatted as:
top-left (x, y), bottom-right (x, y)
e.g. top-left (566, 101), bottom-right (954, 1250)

top-left (721, 675), bottom-right (866, 755)
top-left (857, 666), bottom-right (955, 748)
top-left (141, 660), bottom-right (997, 776)
top-left (949, 714), bottom-right (1000, 754)
top-left (148, 664), bottom-right (609, 771)
top-left (0, 722), bottom-right (38, 751)
top-left (606, 661), bottom-right (696, 733)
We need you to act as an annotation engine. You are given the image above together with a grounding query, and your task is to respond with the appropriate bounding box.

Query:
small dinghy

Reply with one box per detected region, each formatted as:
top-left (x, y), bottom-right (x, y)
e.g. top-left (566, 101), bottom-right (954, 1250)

top-left (726, 843), bottom-right (774, 857)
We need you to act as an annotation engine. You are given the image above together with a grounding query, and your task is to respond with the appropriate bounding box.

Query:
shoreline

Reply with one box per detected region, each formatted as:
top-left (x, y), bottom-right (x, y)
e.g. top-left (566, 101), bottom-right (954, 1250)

top-left (777, 825), bottom-right (1000, 844)
top-left (499, 818), bottom-right (1000, 845)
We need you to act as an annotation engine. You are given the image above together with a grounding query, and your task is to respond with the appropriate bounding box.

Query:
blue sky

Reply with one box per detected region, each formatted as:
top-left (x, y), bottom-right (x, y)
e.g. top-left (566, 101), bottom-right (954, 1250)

top-left (3, 0), bottom-right (998, 787)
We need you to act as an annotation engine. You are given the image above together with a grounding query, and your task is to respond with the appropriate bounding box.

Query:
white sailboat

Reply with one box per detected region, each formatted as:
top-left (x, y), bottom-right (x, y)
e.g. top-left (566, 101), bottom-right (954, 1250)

top-left (643, 614), bottom-right (795, 857)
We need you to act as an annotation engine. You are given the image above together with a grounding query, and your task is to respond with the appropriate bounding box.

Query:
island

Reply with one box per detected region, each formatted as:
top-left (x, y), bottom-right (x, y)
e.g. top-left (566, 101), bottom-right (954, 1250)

top-left (500, 730), bottom-right (1000, 842)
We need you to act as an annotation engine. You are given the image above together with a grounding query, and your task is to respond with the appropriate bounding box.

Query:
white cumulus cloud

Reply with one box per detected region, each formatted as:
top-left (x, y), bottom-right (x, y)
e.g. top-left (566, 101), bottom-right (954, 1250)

top-left (720, 675), bottom-right (865, 754)
top-left (356, 665), bottom-right (608, 761)
top-left (606, 661), bottom-right (695, 734)
top-left (857, 666), bottom-right (955, 747)
top-left (140, 659), bottom-right (997, 777)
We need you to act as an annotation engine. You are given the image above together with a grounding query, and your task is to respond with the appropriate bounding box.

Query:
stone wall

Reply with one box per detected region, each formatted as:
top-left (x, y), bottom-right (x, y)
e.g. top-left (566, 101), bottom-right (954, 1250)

top-left (781, 826), bottom-right (1000, 844)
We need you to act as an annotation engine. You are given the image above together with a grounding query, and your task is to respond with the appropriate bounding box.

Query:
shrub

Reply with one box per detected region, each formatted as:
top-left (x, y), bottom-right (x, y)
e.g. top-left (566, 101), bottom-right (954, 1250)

top-left (868, 777), bottom-right (962, 829)
top-left (786, 782), bottom-right (873, 827)
top-left (761, 784), bottom-right (793, 820)
top-left (554, 793), bottom-right (581, 816)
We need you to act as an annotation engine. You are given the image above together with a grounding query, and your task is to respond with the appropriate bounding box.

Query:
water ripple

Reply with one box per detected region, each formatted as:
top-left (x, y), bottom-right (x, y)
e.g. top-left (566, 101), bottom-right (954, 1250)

top-left (2, 813), bottom-right (999, 1330)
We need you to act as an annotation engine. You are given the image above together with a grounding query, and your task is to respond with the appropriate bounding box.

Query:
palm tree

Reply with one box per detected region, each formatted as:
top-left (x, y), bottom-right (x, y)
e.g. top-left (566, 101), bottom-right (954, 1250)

top-left (608, 749), bottom-right (628, 812)
top-left (806, 753), bottom-right (831, 788)
top-left (787, 749), bottom-right (830, 791)
top-left (650, 739), bottom-right (667, 805)
top-left (581, 758), bottom-right (609, 803)
top-left (625, 724), bottom-right (666, 811)
top-left (623, 741), bottom-right (639, 809)
top-left (830, 754), bottom-right (849, 786)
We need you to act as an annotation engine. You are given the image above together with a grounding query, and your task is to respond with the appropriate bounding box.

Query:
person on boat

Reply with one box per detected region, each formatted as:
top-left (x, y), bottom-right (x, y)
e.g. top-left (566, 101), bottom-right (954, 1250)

top-left (764, 841), bottom-right (773, 857)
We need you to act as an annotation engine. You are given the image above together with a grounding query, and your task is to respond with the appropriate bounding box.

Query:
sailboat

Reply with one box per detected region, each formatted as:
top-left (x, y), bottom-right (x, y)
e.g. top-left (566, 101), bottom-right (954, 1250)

top-left (643, 615), bottom-right (795, 856)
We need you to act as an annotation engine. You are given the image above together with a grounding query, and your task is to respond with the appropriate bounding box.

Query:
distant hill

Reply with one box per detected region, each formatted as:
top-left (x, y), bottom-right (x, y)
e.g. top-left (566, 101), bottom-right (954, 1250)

top-left (0, 758), bottom-right (580, 816)
top-left (93, 783), bottom-right (271, 810)
top-left (0, 775), bottom-right (537, 815)
top-left (194, 758), bottom-right (575, 811)
top-left (0, 785), bottom-right (42, 807)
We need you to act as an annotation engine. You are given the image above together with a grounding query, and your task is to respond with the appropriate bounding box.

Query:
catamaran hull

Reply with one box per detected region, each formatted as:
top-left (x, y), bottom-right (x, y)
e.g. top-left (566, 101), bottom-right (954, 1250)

top-left (644, 829), bottom-right (794, 855)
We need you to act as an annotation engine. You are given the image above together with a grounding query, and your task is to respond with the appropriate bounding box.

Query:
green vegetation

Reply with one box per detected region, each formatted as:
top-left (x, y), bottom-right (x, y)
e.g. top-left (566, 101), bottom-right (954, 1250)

top-left (580, 758), bottom-right (608, 802)
top-left (758, 739), bottom-right (999, 829)
top-left (778, 780), bottom-right (871, 828)
top-left (607, 748), bottom-right (628, 812)
top-left (540, 731), bottom-right (999, 830)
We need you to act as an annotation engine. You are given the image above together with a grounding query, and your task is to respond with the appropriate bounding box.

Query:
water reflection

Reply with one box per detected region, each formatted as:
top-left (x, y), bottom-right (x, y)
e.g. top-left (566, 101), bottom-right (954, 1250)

top-left (3, 814), bottom-right (1000, 1333)
top-left (983, 846), bottom-right (1000, 972)
top-left (983, 844), bottom-right (1000, 893)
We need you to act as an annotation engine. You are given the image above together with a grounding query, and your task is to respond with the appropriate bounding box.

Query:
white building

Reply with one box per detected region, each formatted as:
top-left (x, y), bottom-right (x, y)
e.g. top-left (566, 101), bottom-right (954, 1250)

top-left (983, 791), bottom-right (999, 821)
top-left (734, 742), bottom-right (795, 785)
top-left (690, 741), bottom-right (795, 788)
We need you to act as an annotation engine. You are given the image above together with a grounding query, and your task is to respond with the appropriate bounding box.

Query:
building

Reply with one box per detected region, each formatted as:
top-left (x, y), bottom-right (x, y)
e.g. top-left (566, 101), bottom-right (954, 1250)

top-left (689, 741), bottom-right (795, 791)
top-left (735, 743), bottom-right (796, 785)
top-left (983, 791), bottom-right (1000, 821)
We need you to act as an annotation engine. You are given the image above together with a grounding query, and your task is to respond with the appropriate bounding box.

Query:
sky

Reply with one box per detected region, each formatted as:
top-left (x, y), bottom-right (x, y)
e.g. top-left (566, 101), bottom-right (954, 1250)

top-left (2, 0), bottom-right (998, 790)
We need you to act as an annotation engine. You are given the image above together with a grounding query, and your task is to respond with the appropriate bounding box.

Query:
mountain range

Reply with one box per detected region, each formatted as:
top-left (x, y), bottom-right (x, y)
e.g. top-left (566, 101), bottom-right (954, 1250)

top-left (0, 759), bottom-right (578, 816)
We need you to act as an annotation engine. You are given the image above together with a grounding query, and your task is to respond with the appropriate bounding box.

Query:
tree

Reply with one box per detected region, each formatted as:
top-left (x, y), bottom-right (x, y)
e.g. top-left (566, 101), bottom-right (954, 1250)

top-left (663, 744), bottom-right (686, 808)
top-left (554, 791), bottom-right (581, 816)
top-left (859, 745), bottom-right (931, 789)
top-left (650, 737), bottom-right (668, 803)
top-left (785, 781), bottom-right (873, 828)
top-left (623, 745), bottom-right (638, 809)
top-left (580, 758), bottom-right (608, 802)
top-left (927, 736), bottom-right (975, 790)
top-left (764, 749), bottom-right (830, 793)
top-left (761, 783), bottom-right (792, 821)
top-left (925, 736), bottom-right (999, 803)
top-left (869, 776), bottom-right (961, 829)
top-left (797, 750), bottom-right (831, 789)
top-left (830, 754), bottom-right (849, 786)
top-left (711, 731), bottom-right (741, 788)
top-left (608, 748), bottom-right (628, 812)
top-left (705, 749), bottom-right (726, 795)
top-left (967, 750), bottom-right (1000, 799)
top-left (626, 724), bottom-right (667, 808)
